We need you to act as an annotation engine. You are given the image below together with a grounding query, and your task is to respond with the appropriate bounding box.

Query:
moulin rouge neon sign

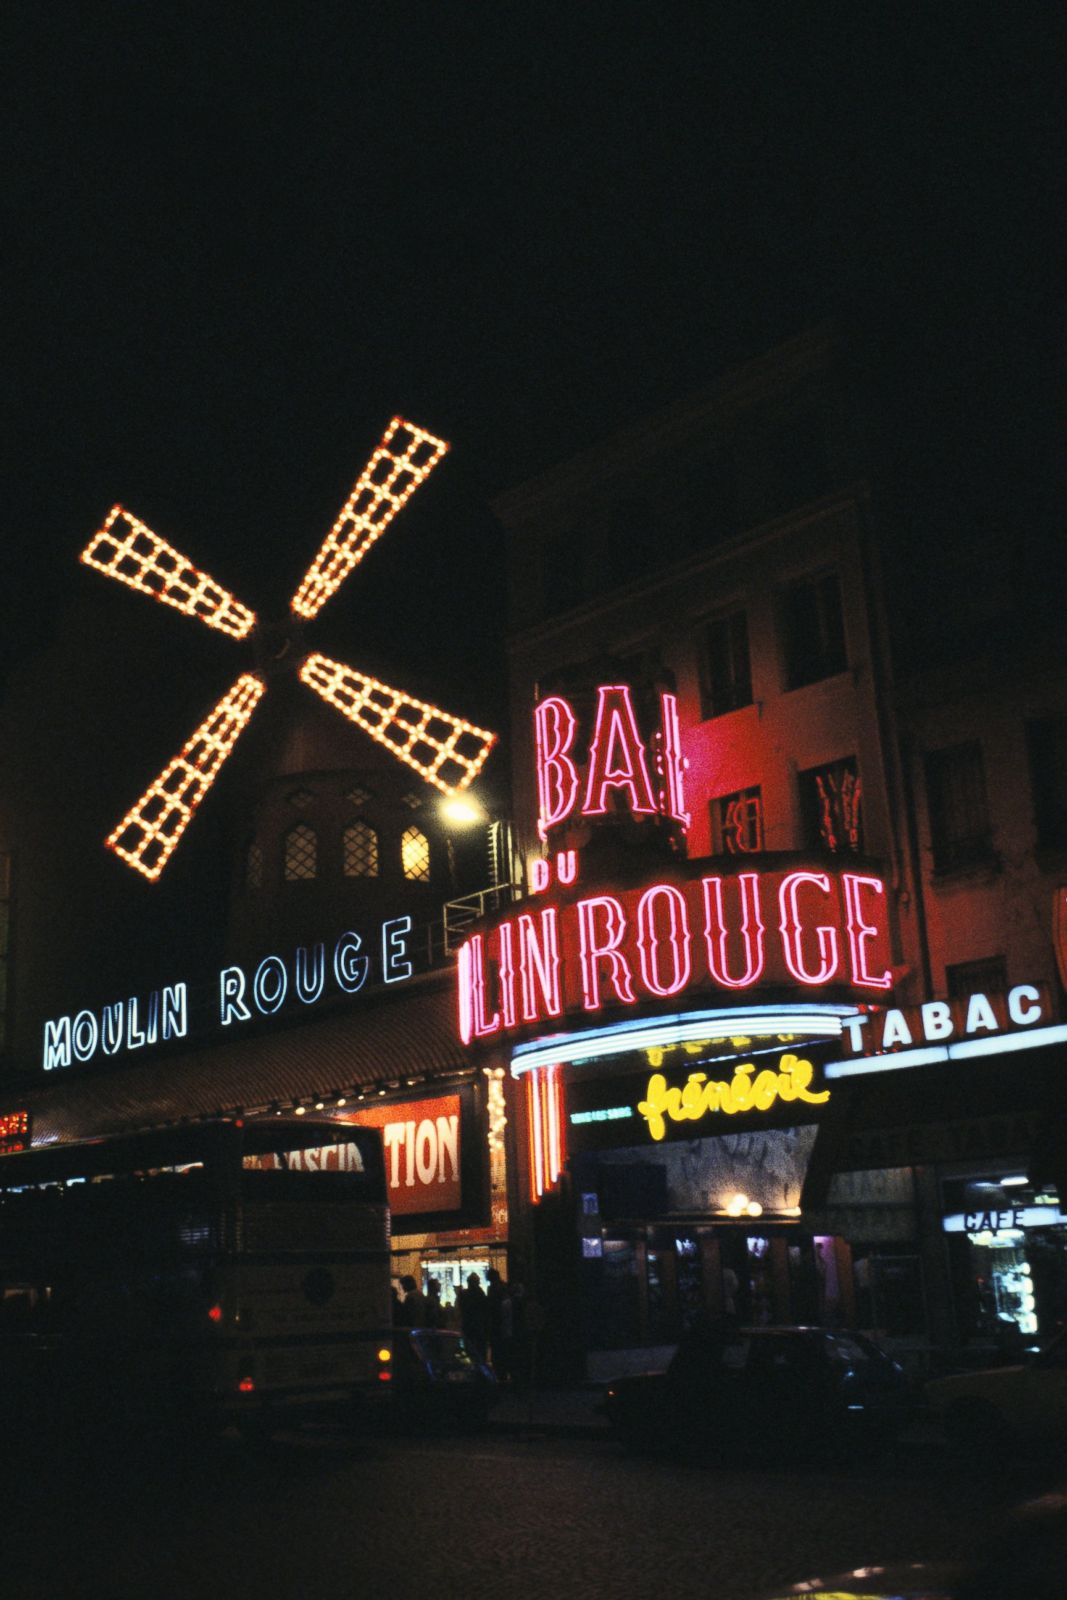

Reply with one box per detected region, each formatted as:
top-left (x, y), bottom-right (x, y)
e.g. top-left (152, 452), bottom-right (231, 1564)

top-left (457, 866), bottom-right (891, 1044)
top-left (458, 681), bottom-right (892, 1046)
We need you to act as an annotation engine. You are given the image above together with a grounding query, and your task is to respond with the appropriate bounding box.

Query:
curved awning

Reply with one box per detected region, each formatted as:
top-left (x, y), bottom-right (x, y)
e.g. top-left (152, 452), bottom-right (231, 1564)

top-left (0, 977), bottom-right (470, 1146)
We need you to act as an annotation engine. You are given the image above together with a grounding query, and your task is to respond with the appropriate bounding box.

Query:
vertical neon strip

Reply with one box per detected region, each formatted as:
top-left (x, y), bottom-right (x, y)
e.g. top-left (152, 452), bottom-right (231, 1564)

top-left (528, 1067), bottom-right (545, 1201)
top-left (659, 692), bottom-right (691, 830)
top-left (547, 1064), bottom-right (565, 1187)
top-left (582, 685), bottom-right (657, 818)
top-left (457, 941), bottom-right (474, 1044)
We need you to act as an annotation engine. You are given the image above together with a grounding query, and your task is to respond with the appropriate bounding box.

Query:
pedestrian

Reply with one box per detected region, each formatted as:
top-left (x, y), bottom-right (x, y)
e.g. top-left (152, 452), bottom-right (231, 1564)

top-left (425, 1278), bottom-right (447, 1329)
top-left (400, 1273), bottom-right (428, 1328)
top-left (459, 1271), bottom-right (489, 1359)
top-left (486, 1267), bottom-right (507, 1367)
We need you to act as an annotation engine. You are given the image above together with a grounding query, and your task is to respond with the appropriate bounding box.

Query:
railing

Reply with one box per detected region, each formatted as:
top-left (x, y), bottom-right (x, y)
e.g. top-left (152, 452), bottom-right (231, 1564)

top-left (443, 884), bottom-right (521, 955)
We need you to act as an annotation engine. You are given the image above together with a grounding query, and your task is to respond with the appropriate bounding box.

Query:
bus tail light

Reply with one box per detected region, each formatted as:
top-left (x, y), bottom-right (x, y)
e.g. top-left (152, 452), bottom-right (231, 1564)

top-left (207, 1303), bottom-right (223, 1324)
top-left (377, 1346), bottom-right (392, 1383)
top-left (238, 1376), bottom-right (255, 1393)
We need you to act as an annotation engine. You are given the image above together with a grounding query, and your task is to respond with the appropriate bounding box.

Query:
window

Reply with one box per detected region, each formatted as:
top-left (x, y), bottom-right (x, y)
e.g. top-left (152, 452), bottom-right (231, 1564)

top-left (345, 784), bottom-right (373, 807)
top-left (286, 788), bottom-right (314, 808)
top-left (283, 823), bottom-right (318, 881)
top-left (245, 841), bottom-right (263, 890)
top-left (343, 821), bottom-right (379, 878)
top-left (701, 612), bottom-right (752, 719)
top-left (946, 956), bottom-right (1007, 999)
top-left (400, 791), bottom-right (423, 812)
top-left (710, 788), bottom-right (764, 855)
top-left (924, 742), bottom-right (994, 874)
top-left (401, 826), bottom-right (431, 883)
top-left (798, 756), bottom-right (863, 854)
top-left (780, 571), bottom-right (847, 689)
top-left (1027, 716), bottom-right (1067, 849)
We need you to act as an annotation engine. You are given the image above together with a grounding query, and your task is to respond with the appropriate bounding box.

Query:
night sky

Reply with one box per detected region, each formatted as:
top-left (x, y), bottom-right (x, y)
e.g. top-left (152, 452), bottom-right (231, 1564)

top-left (3, 6), bottom-right (1064, 1038)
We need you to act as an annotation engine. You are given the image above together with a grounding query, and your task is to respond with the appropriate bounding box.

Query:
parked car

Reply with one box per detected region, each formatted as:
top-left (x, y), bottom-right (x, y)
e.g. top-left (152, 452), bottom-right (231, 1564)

top-left (925, 1327), bottom-right (1067, 1455)
top-left (384, 1327), bottom-right (498, 1429)
top-left (604, 1323), bottom-right (908, 1459)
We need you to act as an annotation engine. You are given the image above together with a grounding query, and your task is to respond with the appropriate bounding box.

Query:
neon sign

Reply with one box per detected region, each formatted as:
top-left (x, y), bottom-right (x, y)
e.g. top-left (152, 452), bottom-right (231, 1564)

top-left (42, 919), bottom-right (416, 1070)
top-left (839, 983), bottom-right (1052, 1057)
top-left (458, 864), bottom-right (891, 1045)
top-left (534, 684), bottom-right (689, 841)
top-left (637, 1052), bottom-right (829, 1141)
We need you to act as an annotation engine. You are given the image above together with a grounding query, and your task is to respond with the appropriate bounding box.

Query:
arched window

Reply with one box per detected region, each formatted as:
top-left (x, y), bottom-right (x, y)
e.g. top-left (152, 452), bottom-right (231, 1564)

top-left (401, 826), bottom-right (431, 883)
top-left (343, 821), bottom-right (379, 878)
top-left (284, 823), bottom-right (318, 881)
top-left (245, 841), bottom-right (263, 890)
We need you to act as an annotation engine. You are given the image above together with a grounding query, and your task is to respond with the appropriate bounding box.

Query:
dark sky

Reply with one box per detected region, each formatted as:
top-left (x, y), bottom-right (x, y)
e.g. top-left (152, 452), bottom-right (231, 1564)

top-left (7, 5), bottom-right (1062, 668)
top-left (2, 4), bottom-right (1064, 1028)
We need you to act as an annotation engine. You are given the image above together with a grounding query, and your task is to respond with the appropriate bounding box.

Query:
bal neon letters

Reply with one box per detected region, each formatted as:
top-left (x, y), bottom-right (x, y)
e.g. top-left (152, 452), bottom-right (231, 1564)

top-left (535, 684), bottom-right (689, 841)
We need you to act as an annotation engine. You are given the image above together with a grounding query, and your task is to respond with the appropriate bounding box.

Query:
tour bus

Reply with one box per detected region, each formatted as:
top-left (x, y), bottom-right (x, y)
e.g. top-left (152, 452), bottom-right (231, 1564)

top-left (0, 1117), bottom-right (391, 1438)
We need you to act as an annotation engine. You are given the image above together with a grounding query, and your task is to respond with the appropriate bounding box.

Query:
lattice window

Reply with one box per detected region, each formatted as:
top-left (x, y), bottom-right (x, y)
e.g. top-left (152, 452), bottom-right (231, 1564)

top-left (401, 791), bottom-right (423, 811)
top-left (246, 841), bottom-right (263, 890)
top-left (287, 788), bottom-right (314, 808)
top-left (284, 823), bottom-right (318, 881)
top-left (401, 826), bottom-right (431, 882)
top-left (345, 785), bottom-right (373, 807)
top-left (344, 821), bottom-right (379, 878)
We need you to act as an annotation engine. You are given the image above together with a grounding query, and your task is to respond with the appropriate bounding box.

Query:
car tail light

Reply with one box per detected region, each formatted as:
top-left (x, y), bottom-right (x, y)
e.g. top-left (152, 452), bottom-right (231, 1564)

top-left (207, 1303), bottom-right (223, 1324)
top-left (238, 1377), bottom-right (255, 1393)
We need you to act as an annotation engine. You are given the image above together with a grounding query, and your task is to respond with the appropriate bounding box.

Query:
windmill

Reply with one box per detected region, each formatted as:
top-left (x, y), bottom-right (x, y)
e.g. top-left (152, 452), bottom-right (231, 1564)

top-left (81, 418), bottom-right (496, 882)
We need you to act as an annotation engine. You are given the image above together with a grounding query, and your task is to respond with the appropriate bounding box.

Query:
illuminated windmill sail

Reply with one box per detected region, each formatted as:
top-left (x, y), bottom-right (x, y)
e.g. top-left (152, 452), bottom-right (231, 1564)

top-left (82, 418), bottom-right (496, 881)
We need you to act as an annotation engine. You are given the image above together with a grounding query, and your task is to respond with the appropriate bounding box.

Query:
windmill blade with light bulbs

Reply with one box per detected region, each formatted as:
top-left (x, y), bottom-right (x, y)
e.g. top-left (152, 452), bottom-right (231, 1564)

top-left (81, 418), bottom-right (496, 881)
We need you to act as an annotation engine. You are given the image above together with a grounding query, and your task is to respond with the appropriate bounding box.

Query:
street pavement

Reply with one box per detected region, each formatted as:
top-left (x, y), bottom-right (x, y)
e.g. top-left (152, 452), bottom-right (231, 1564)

top-left (4, 1406), bottom-right (1057, 1600)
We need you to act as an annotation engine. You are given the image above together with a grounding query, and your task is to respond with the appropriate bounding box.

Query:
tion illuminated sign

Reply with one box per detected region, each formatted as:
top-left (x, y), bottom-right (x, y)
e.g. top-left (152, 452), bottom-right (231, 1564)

top-left (458, 862), bottom-right (891, 1044)
top-left (346, 1093), bottom-right (462, 1216)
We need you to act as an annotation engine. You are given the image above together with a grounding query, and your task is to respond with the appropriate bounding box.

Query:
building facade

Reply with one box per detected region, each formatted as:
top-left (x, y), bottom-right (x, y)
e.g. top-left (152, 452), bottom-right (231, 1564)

top-left (476, 328), bottom-right (1066, 1379)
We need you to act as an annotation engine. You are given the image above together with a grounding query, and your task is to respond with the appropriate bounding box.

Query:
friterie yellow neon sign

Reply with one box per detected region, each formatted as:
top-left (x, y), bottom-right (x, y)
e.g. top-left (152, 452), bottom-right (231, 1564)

top-left (637, 1053), bottom-right (829, 1141)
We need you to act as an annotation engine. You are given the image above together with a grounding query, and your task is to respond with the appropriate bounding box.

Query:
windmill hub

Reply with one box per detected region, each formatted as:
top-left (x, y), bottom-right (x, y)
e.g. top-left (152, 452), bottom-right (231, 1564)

top-left (253, 617), bottom-right (305, 675)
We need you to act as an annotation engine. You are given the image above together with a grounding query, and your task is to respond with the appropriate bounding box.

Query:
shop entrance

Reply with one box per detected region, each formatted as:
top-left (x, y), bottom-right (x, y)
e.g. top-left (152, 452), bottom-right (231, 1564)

top-left (944, 1172), bottom-right (1067, 1356)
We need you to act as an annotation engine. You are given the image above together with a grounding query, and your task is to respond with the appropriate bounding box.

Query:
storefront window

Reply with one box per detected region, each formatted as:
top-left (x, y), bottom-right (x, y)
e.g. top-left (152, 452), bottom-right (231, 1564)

top-left (943, 1172), bottom-right (1067, 1349)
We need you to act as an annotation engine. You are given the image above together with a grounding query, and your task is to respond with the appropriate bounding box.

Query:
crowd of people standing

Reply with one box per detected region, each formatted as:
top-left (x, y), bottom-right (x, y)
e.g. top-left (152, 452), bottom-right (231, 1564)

top-left (392, 1267), bottom-right (534, 1382)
